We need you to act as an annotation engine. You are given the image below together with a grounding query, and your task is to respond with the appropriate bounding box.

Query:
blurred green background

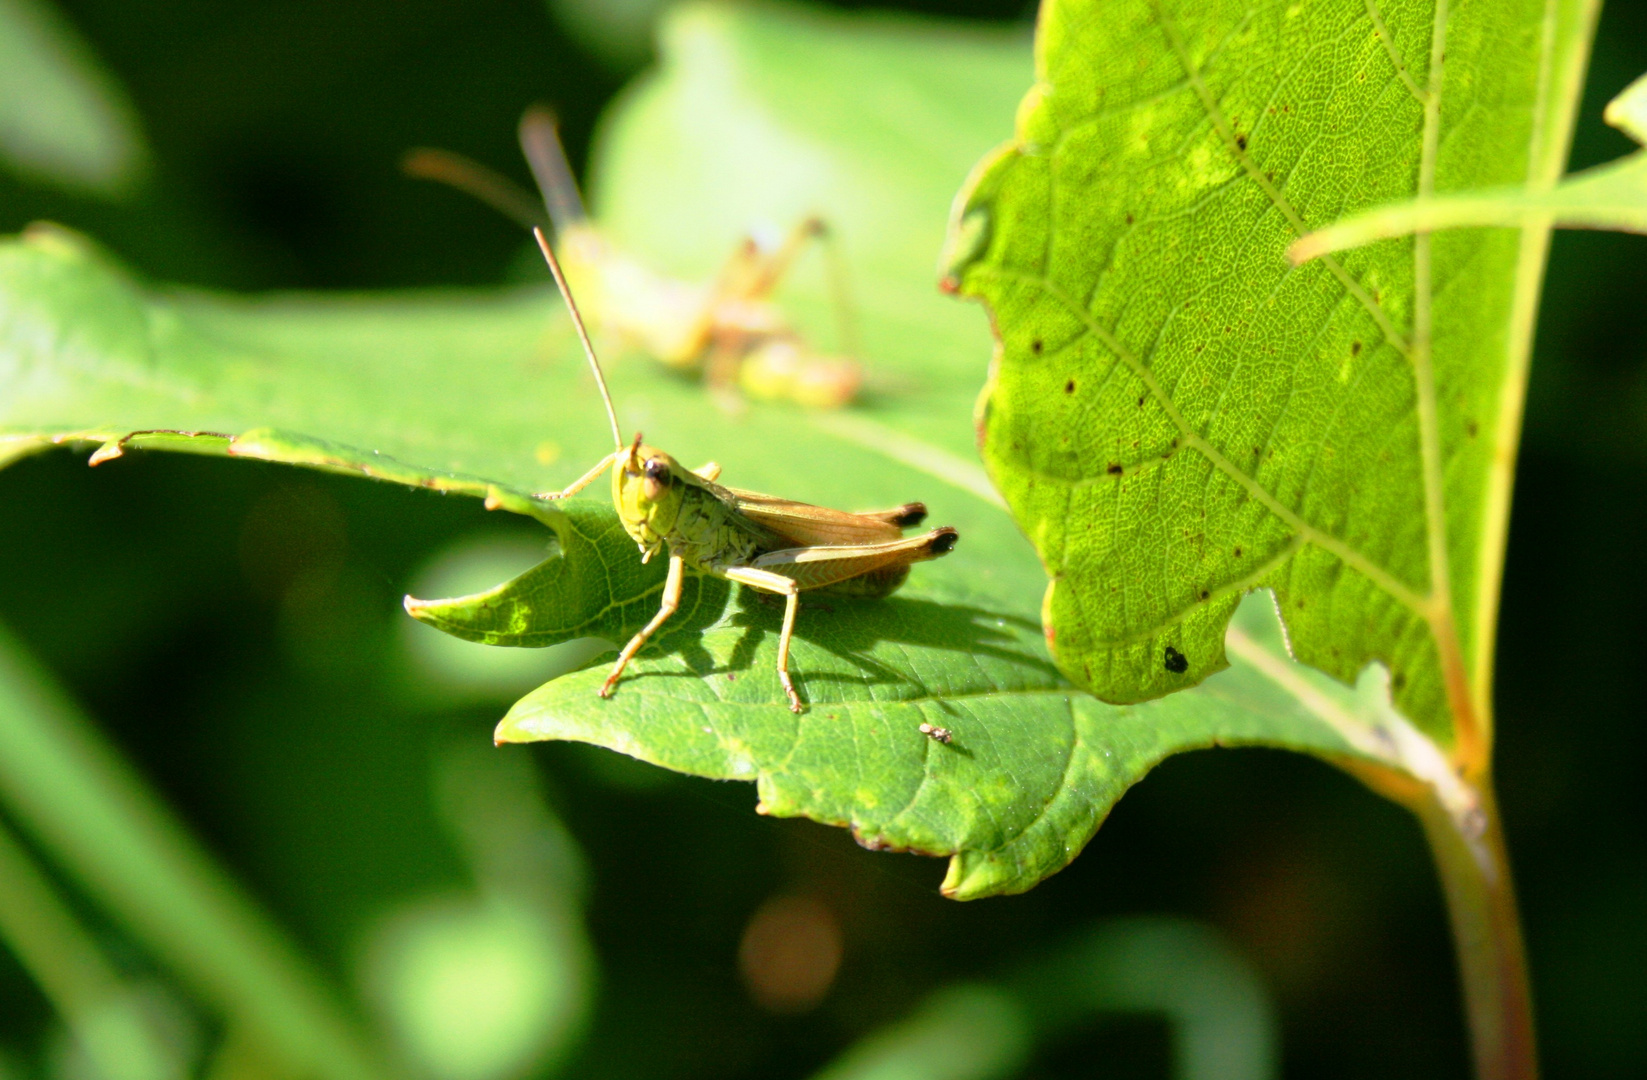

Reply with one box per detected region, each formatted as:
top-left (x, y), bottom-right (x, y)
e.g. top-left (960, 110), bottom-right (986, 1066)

top-left (0, 1), bottom-right (1643, 1078)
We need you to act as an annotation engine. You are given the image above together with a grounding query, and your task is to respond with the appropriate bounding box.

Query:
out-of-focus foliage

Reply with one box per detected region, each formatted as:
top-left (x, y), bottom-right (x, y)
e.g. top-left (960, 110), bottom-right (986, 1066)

top-left (0, 0), bottom-right (147, 195)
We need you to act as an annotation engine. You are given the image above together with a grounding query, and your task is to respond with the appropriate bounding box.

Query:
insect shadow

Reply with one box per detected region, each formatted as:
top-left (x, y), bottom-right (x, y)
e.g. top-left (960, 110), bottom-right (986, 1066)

top-left (630, 581), bottom-right (1058, 703)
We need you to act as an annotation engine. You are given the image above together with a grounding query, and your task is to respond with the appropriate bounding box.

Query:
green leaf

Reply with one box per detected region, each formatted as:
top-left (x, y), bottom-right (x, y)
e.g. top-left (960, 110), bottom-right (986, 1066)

top-left (1292, 67), bottom-right (1647, 261)
top-left (0, 0), bottom-right (149, 196)
top-left (943, 0), bottom-right (1597, 762)
top-left (0, 1), bottom-right (1482, 897)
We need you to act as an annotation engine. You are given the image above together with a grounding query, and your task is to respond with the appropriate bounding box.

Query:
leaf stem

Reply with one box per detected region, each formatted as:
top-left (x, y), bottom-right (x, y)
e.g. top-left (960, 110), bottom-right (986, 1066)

top-left (0, 622), bottom-right (390, 1080)
top-left (1415, 781), bottom-right (1537, 1080)
top-left (0, 812), bottom-right (172, 1080)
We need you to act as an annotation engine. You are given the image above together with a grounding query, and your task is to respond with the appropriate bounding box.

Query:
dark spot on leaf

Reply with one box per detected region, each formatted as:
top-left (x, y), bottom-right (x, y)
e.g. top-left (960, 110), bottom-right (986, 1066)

top-left (726, 672), bottom-right (737, 681)
top-left (1234, 546), bottom-right (1243, 557)
top-left (1466, 419), bottom-right (1479, 438)
top-left (1125, 212), bottom-right (1134, 224)
top-left (1106, 463), bottom-right (1122, 475)
top-left (1392, 672), bottom-right (1407, 690)
top-left (1352, 341), bottom-right (1362, 355)
top-left (1138, 396), bottom-right (1146, 407)
top-left (1164, 646), bottom-right (1189, 674)
top-left (1235, 134), bottom-right (1248, 150)
top-left (1031, 338), bottom-right (1043, 354)
top-left (1065, 379), bottom-right (1075, 393)
top-left (1199, 589), bottom-right (1210, 600)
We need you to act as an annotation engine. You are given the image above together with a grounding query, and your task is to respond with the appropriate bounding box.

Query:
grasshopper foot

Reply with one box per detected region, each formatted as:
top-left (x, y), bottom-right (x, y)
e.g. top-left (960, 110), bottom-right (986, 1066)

top-left (780, 673), bottom-right (803, 713)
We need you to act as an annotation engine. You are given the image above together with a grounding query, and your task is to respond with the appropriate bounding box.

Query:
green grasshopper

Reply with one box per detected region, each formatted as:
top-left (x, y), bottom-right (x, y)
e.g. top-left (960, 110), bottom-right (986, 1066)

top-left (530, 228), bottom-right (957, 712)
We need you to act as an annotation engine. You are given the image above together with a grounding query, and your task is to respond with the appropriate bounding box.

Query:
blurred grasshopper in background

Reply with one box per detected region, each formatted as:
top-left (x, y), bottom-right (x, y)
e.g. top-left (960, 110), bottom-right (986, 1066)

top-left (407, 108), bottom-right (863, 409)
top-left (526, 227), bottom-right (956, 712)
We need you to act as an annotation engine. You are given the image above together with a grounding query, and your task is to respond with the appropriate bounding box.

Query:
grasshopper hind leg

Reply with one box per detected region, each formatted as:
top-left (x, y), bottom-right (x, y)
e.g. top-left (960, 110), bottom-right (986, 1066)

top-left (721, 565), bottom-right (804, 713)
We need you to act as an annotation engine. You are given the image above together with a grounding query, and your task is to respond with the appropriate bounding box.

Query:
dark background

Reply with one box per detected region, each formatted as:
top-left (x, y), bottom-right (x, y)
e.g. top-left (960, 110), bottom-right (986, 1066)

top-left (1, 1), bottom-right (1643, 1077)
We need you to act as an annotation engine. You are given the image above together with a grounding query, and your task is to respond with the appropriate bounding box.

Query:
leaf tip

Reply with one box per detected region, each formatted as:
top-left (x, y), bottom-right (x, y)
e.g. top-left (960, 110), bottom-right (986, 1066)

top-left (1604, 71), bottom-right (1647, 146)
top-left (87, 439), bottom-right (125, 466)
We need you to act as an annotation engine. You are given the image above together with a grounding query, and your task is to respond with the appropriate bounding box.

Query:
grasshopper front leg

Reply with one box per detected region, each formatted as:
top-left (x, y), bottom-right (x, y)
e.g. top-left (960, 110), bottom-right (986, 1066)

top-left (720, 565), bottom-right (803, 713)
top-left (603, 552), bottom-right (685, 698)
top-left (538, 449), bottom-right (619, 501)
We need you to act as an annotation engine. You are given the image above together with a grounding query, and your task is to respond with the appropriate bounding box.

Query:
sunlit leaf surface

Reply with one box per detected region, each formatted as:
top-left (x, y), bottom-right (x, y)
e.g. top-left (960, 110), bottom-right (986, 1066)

top-left (945, 0), bottom-right (1589, 758)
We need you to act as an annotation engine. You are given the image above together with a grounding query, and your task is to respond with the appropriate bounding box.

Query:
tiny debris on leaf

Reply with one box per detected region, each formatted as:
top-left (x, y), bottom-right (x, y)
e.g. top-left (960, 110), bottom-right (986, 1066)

top-left (918, 723), bottom-right (953, 744)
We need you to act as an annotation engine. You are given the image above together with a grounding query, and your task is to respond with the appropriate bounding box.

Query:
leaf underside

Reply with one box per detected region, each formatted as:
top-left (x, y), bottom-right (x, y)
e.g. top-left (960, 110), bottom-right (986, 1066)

top-left (1291, 68), bottom-right (1647, 261)
top-left (948, 0), bottom-right (1567, 750)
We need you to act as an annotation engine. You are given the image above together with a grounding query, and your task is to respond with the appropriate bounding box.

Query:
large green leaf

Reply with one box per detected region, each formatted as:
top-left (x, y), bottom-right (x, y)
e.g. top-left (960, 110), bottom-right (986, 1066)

top-left (944, 0), bottom-right (1597, 767)
top-left (0, 1), bottom-right (1479, 897)
top-left (1290, 69), bottom-right (1647, 260)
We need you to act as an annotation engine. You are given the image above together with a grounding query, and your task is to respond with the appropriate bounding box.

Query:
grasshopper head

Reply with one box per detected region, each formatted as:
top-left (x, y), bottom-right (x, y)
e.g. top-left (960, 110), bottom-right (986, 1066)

top-left (612, 435), bottom-right (687, 556)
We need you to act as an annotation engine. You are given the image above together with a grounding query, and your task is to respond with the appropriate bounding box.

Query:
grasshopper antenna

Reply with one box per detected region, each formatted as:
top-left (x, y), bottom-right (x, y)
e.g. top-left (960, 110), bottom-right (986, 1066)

top-left (402, 148), bottom-right (550, 231)
top-left (533, 227), bottom-right (622, 452)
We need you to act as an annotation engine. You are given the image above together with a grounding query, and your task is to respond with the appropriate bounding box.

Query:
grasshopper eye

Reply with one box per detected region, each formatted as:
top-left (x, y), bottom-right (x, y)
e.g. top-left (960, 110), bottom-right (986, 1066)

top-left (642, 456), bottom-right (672, 500)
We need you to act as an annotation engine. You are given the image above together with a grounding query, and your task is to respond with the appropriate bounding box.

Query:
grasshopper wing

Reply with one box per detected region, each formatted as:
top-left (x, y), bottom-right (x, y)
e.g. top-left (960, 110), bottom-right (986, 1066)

top-left (749, 528), bottom-right (959, 595)
top-left (725, 488), bottom-right (928, 548)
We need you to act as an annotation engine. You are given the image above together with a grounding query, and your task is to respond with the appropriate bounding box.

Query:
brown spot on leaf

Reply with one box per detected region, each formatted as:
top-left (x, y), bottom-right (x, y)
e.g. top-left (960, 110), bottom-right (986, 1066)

top-left (1352, 341), bottom-right (1362, 355)
top-left (1065, 378), bottom-right (1075, 393)
top-left (1107, 463), bottom-right (1123, 475)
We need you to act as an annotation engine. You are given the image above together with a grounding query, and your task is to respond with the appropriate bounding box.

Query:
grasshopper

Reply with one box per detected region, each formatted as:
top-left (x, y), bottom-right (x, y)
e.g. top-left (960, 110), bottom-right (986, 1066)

top-left (529, 227), bottom-right (957, 712)
top-left (406, 108), bottom-right (862, 409)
